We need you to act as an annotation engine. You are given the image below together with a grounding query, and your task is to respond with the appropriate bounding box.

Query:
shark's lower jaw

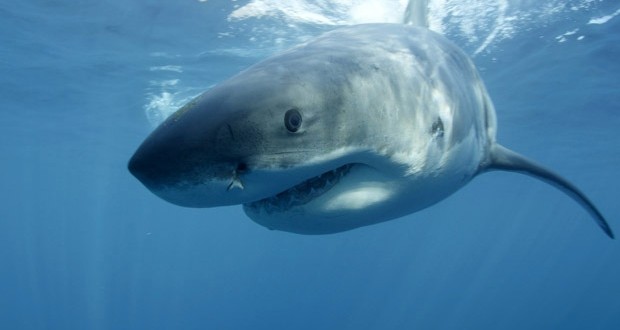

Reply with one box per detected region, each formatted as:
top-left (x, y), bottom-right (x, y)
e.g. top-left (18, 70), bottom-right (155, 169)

top-left (244, 164), bottom-right (355, 214)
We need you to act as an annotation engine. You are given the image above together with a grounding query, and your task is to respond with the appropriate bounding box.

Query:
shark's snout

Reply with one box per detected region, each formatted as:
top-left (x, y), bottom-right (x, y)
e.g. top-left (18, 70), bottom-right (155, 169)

top-left (128, 137), bottom-right (242, 207)
top-left (128, 97), bottom-right (235, 191)
top-left (127, 144), bottom-right (166, 191)
top-left (128, 133), bottom-right (190, 193)
top-left (127, 108), bottom-right (274, 208)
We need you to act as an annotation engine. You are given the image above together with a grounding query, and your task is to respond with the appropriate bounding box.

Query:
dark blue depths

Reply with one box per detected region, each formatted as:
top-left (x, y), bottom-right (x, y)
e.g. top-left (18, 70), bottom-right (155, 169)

top-left (1, 1), bottom-right (619, 329)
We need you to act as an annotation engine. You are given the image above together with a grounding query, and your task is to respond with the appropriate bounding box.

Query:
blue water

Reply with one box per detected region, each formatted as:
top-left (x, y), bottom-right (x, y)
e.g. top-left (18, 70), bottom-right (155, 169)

top-left (1, 1), bottom-right (619, 329)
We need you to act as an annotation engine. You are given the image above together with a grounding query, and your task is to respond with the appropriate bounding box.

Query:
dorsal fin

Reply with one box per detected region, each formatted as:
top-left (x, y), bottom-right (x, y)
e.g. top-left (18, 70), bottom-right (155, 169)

top-left (481, 144), bottom-right (614, 239)
top-left (403, 0), bottom-right (429, 28)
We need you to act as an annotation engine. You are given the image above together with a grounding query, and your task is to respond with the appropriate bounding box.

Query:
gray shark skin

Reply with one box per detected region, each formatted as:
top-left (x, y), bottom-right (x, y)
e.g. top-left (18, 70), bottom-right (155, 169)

top-left (128, 23), bottom-right (613, 238)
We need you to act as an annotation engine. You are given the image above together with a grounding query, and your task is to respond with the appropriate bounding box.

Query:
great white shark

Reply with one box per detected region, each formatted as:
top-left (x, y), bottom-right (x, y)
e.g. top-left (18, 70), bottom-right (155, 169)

top-left (128, 2), bottom-right (614, 238)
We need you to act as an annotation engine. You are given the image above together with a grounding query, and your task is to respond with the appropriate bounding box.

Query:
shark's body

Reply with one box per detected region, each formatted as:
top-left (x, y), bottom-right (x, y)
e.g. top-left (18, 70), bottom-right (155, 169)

top-left (128, 23), bottom-right (613, 238)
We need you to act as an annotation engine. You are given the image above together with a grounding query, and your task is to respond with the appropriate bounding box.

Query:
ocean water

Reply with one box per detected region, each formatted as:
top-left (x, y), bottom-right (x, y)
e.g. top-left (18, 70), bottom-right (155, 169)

top-left (1, 0), bottom-right (619, 329)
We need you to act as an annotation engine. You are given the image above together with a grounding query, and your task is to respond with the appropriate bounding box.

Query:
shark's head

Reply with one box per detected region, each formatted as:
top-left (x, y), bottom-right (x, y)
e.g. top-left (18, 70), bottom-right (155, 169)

top-left (128, 41), bottom-right (420, 233)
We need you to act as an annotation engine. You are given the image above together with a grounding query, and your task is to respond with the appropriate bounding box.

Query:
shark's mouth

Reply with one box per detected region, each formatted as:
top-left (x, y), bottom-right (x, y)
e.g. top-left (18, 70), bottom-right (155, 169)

top-left (244, 164), bottom-right (354, 213)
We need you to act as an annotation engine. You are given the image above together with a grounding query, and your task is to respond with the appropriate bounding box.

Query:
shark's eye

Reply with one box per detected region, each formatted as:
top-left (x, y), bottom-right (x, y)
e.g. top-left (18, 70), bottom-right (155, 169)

top-left (284, 109), bottom-right (302, 133)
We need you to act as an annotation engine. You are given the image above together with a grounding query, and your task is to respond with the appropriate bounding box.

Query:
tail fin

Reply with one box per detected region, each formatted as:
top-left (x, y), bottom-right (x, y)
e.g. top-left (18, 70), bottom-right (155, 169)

top-left (481, 144), bottom-right (614, 239)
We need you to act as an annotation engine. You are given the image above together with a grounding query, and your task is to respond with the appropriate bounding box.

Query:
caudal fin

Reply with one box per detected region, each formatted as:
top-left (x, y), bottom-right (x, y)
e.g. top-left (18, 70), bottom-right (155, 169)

top-left (481, 144), bottom-right (614, 239)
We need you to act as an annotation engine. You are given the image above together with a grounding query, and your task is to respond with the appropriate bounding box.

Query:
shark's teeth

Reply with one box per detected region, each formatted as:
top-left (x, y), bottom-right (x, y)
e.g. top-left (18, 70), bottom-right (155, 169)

top-left (246, 164), bottom-right (353, 214)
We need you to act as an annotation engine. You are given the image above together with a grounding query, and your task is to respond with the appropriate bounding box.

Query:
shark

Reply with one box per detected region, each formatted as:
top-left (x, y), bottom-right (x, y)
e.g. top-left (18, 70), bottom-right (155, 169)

top-left (128, 1), bottom-right (613, 238)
